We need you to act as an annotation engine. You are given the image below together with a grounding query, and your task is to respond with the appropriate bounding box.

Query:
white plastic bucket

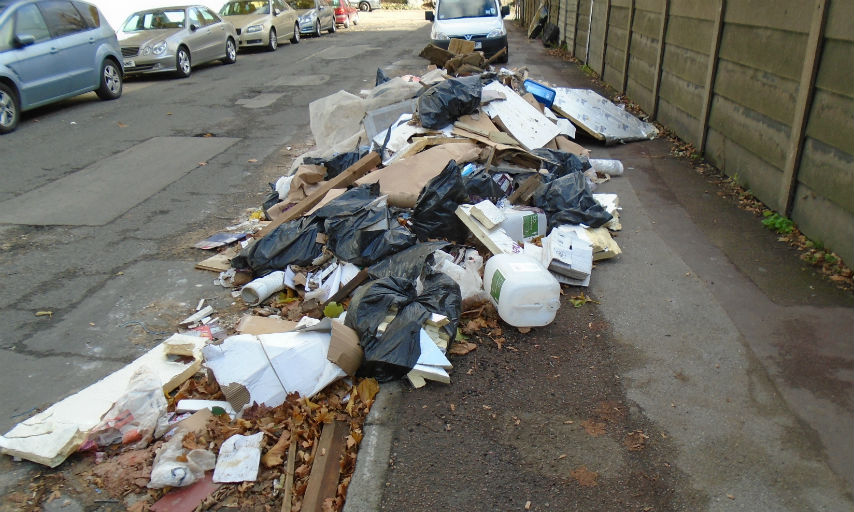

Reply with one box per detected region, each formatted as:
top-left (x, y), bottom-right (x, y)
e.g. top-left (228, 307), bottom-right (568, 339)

top-left (483, 254), bottom-right (561, 327)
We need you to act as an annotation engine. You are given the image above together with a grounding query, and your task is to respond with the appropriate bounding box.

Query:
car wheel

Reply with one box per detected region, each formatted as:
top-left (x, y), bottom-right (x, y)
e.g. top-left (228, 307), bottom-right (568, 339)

top-left (223, 38), bottom-right (237, 64)
top-left (0, 83), bottom-right (20, 134)
top-left (314, 20), bottom-right (321, 37)
top-left (176, 46), bottom-right (192, 78)
top-left (95, 58), bottom-right (123, 100)
top-left (353, 13), bottom-right (359, 25)
top-left (328, 18), bottom-right (336, 33)
top-left (291, 23), bottom-right (300, 43)
top-left (359, 1), bottom-right (370, 12)
top-left (343, 17), bottom-right (349, 29)
top-left (267, 28), bottom-right (278, 51)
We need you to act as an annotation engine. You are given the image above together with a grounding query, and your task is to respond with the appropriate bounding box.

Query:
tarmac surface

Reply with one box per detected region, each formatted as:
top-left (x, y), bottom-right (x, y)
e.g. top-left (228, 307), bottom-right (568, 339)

top-left (343, 18), bottom-right (854, 512)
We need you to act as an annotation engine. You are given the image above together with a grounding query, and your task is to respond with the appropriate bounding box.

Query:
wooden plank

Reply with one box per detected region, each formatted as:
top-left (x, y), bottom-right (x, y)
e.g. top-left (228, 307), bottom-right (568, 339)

top-left (256, 152), bottom-right (381, 238)
top-left (301, 421), bottom-right (349, 512)
top-left (650, 0), bottom-right (669, 118)
top-left (599, 0), bottom-right (612, 76)
top-left (195, 246), bottom-right (239, 272)
top-left (280, 440), bottom-right (296, 512)
top-left (697, 0), bottom-right (726, 153)
top-left (780, 0), bottom-right (828, 216)
top-left (620, 0), bottom-right (636, 93)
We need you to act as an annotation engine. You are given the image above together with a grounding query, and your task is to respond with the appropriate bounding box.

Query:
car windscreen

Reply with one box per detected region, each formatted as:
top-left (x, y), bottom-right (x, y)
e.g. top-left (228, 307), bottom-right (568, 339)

top-left (290, 0), bottom-right (316, 10)
top-left (437, 0), bottom-right (498, 20)
top-left (220, 1), bottom-right (270, 16)
top-left (122, 9), bottom-right (185, 31)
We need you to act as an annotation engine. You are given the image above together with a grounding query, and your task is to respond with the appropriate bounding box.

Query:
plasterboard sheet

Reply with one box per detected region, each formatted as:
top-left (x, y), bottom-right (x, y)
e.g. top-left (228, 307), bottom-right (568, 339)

top-left (481, 82), bottom-right (560, 151)
top-left (551, 88), bottom-right (658, 144)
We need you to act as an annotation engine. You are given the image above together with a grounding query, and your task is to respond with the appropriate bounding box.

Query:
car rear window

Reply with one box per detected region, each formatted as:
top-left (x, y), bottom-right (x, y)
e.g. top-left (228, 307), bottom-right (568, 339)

top-left (38, 0), bottom-right (88, 37)
top-left (71, 1), bottom-right (100, 28)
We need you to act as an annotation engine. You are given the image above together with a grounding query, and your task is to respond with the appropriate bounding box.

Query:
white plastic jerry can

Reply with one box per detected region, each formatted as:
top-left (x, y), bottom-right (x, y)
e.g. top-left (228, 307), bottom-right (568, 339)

top-left (483, 254), bottom-right (561, 327)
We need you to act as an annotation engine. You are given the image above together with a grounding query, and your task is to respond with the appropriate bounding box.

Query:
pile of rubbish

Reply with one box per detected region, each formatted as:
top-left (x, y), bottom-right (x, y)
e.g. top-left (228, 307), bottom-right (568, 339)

top-left (0, 39), bottom-right (657, 511)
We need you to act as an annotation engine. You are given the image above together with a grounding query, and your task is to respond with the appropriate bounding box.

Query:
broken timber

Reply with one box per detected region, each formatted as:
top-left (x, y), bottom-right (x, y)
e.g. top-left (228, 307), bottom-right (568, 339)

top-left (301, 420), bottom-right (349, 512)
top-left (258, 152), bottom-right (381, 238)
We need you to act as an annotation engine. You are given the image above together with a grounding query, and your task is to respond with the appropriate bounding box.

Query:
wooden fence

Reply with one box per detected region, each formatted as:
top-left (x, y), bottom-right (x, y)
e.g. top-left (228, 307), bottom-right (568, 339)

top-left (516, 0), bottom-right (853, 266)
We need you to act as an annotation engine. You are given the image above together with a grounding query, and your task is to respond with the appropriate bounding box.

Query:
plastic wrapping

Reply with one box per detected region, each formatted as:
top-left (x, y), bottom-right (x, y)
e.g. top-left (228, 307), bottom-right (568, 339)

top-left (148, 432), bottom-right (217, 489)
top-left (531, 148), bottom-right (590, 180)
top-left (324, 204), bottom-right (416, 266)
top-left (411, 160), bottom-right (470, 243)
top-left (344, 272), bottom-right (461, 382)
top-left (304, 146), bottom-right (370, 180)
top-left (367, 241), bottom-right (450, 281)
top-left (463, 169), bottom-right (505, 203)
top-left (417, 75), bottom-right (483, 129)
top-left (233, 217), bottom-right (323, 275)
top-left (532, 172), bottom-right (613, 229)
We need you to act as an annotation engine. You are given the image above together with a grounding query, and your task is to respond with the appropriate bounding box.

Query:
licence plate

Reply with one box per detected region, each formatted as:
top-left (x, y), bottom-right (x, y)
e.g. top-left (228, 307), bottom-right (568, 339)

top-left (123, 59), bottom-right (135, 68)
top-left (474, 42), bottom-right (482, 49)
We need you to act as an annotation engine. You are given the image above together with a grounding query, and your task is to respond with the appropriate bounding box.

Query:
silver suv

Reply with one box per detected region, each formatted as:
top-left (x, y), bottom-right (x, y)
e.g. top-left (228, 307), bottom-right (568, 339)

top-left (0, 0), bottom-right (123, 134)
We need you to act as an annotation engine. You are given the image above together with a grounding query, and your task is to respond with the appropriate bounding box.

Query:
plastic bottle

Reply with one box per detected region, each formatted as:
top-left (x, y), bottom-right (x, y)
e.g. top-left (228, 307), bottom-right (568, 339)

top-left (589, 159), bottom-right (624, 176)
top-left (483, 254), bottom-right (561, 327)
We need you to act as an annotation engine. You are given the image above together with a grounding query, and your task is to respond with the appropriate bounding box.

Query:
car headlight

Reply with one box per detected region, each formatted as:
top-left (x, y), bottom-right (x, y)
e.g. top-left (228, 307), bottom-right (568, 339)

top-left (487, 27), bottom-right (506, 38)
top-left (152, 41), bottom-right (167, 55)
top-left (246, 24), bottom-right (262, 33)
top-left (431, 29), bottom-right (449, 40)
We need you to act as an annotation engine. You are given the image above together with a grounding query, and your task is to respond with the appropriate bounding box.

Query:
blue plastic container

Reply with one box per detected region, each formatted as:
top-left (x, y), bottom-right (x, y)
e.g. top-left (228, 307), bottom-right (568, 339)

top-left (523, 79), bottom-right (556, 108)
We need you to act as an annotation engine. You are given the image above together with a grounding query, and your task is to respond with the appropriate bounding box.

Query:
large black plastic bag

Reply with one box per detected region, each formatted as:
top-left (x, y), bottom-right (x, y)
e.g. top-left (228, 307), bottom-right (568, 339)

top-left (411, 160), bottom-right (470, 243)
top-left (463, 169), bottom-right (505, 203)
top-left (344, 273), bottom-right (462, 382)
top-left (232, 217), bottom-right (323, 275)
top-left (324, 204), bottom-right (417, 266)
top-left (531, 148), bottom-right (590, 181)
top-left (367, 241), bottom-right (449, 281)
top-left (313, 184), bottom-right (379, 219)
top-left (303, 146), bottom-right (370, 180)
top-left (532, 172), bottom-right (612, 229)
top-left (417, 75), bottom-right (482, 129)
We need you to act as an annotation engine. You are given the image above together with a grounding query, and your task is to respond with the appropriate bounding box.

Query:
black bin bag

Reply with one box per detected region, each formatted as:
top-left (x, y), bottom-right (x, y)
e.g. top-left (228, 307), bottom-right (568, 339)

top-left (531, 148), bottom-right (590, 181)
top-left (417, 75), bottom-right (483, 129)
top-left (532, 172), bottom-right (612, 229)
top-left (411, 160), bottom-right (469, 243)
top-left (231, 217), bottom-right (323, 275)
top-left (345, 272), bottom-right (462, 382)
top-left (367, 241), bottom-right (449, 281)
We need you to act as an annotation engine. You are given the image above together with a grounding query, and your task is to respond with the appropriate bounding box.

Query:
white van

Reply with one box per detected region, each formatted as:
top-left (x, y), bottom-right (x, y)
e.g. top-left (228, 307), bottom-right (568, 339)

top-left (425, 0), bottom-right (510, 63)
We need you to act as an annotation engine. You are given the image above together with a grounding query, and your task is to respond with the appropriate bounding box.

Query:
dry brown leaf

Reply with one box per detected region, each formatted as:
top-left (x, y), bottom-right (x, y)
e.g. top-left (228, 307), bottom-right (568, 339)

top-left (261, 433), bottom-right (290, 467)
top-left (356, 378), bottom-right (379, 404)
top-left (570, 465), bottom-right (599, 487)
top-left (449, 341), bottom-right (477, 355)
top-left (580, 419), bottom-right (606, 437)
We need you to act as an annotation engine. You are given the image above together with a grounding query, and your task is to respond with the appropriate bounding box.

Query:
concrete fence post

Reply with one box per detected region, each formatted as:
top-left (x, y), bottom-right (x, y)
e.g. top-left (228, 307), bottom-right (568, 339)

top-left (697, 0), bottom-right (725, 152)
top-left (651, 0), bottom-right (669, 118)
top-left (619, 0), bottom-right (635, 93)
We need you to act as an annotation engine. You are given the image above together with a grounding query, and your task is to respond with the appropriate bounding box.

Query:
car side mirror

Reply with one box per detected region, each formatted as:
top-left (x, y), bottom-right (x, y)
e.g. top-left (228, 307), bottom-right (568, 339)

top-left (500, 5), bottom-right (509, 17)
top-left (190, 23), bottom-right (199, 31)
top-left (425, 11), bottom-right (434, 21)
top-left (13, 33), bottom-right (35, 47)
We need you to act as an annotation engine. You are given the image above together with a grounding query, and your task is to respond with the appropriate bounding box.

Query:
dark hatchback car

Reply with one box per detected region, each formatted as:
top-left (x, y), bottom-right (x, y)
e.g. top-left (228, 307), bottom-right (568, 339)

top-left (0, 0), bottom-right (123, 134)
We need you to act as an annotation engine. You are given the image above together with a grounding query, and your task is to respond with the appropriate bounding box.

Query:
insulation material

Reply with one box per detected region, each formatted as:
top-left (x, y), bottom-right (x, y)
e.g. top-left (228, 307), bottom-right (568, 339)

top-left (551, 88), bottom-right (658, 144)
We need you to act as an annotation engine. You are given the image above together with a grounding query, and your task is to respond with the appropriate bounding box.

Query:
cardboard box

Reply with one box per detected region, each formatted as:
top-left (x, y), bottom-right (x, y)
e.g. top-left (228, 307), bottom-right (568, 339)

top-left (328, 322), bottom-right (363, 376)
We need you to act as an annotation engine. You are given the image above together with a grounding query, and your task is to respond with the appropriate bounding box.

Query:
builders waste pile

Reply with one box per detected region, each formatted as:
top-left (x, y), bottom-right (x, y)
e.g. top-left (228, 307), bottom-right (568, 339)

top-left (0, 41), bottom-right (657, 511)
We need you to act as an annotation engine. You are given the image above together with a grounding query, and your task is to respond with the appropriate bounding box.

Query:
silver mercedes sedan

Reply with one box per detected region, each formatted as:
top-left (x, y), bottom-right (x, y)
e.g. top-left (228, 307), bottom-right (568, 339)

top-left (119, 5), bottom-right (238, 78)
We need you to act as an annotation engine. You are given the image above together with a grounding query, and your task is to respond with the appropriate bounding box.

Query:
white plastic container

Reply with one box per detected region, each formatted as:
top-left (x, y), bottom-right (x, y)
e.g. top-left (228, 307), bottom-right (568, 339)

top-left (483, 254), bottom-right (561, 327)
top-left (499, 207), bottom-right (548, 242)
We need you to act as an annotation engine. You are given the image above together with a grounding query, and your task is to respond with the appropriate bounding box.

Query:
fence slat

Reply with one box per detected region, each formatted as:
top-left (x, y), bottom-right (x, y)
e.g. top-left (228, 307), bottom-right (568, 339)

top-left (651, 0), bottom-right (669, 118)
top-left (697, 0), bottom-right (726, 152)
top-left (779, 0), bottom-right (828, 215)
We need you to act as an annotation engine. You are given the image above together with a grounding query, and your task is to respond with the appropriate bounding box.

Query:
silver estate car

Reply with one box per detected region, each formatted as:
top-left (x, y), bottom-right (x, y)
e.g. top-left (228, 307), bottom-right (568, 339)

top-left (220, 0), bottom-right (299, 51)
top-left (0, 0), bottom-right (123, 134)
top-left (119, 5), bottom-right (238, 78)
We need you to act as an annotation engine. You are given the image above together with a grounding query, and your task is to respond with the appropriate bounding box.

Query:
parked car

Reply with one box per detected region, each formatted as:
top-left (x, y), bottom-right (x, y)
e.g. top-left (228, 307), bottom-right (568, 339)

top-left (119, 5), bottom-right (238, 78)
top-left (291, 0), bottom-right (335, 37)
top-left (219, 0), bottom-right (298, 51)
top-left (356, 0), bottom-right (380, 12)
top-left (0, 0), bottom-right (123, 134)
top-left (331, 0), bottom-right (357, 28)
top-left (426, 0), bottom-right (509, 62)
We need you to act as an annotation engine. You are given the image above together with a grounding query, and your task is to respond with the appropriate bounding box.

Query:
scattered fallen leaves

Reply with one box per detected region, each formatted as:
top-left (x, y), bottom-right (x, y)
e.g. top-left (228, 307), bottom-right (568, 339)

top-left (580, 419), bottom-right (606, 437)
top-left (570, 465), bottom-right (599, 487)
top-left (624, 430), bottom-right (649, 451)
top-left (448, 341), bottom-right (477, 355)
top-left (570, 292), bottom-right (600, 308)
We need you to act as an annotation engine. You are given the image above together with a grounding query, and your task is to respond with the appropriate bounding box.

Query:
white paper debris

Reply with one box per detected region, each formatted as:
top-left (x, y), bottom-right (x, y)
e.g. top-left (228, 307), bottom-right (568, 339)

top-left (213, 432), bottom-right (264, 483)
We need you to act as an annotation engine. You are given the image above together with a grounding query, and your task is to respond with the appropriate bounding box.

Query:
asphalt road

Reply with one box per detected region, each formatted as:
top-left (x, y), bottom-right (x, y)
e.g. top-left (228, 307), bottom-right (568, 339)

top-left (0, 10), bottom-right (431, 435)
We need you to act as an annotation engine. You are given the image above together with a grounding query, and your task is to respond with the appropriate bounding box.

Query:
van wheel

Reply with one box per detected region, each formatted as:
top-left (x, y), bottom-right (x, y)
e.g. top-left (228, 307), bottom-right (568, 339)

top-left (314, 20), bottom-right (321, 37)
top-left (95, 59), bottom-right (123, 100)
top-left (0, 83), bottom-right (20, 134)
top-left (328, 18), bottom-right (336, 33)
